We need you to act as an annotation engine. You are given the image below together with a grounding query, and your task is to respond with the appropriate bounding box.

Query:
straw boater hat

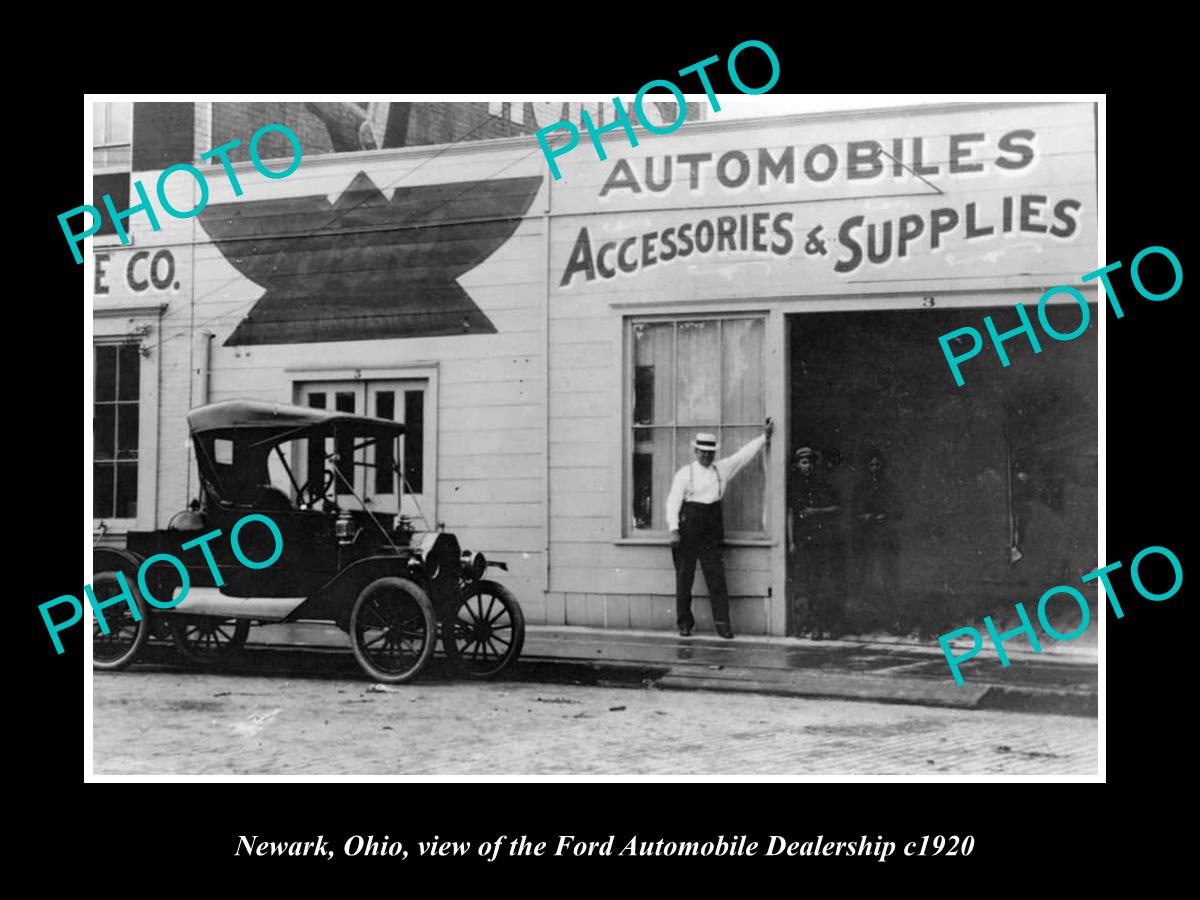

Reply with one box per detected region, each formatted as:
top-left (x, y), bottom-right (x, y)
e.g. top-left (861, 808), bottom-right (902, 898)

top-left (692, 433), bottom-right (718, 452)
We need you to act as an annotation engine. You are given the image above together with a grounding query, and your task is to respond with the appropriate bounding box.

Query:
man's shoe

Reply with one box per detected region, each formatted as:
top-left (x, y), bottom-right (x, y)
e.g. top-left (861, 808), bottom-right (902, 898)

top-left (716, 624), bottom-right (735, 640)
top-left (678, 625), bottom-right (693, 637)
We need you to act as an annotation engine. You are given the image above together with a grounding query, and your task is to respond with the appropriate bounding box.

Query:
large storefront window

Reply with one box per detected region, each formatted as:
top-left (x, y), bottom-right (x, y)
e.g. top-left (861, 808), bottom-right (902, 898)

top-left (93, 343), bottom-right (140, 519)
top-left (628, 316), bottom-right (766, 538)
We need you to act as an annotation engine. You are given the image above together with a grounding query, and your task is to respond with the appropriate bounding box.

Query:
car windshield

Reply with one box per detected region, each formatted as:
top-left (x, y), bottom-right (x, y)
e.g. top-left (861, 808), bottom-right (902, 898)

top-left (197, 424), bottom-right (399, 511)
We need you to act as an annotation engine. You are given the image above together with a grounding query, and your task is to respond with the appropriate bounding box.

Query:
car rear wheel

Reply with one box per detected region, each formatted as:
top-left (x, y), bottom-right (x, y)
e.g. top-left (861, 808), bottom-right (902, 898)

top-left (441, 580), bottom-right (525, 678)
top-left (349, 577), bottom-right (436, 684)
top-left (170, 616), bottom-right (251, 665)
top-left (91, 571), bottom-right (149, 671)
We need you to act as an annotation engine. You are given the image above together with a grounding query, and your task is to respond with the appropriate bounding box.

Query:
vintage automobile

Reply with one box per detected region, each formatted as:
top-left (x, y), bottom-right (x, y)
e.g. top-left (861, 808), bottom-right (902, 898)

top-left (91, 400), bottom-right (525, 683)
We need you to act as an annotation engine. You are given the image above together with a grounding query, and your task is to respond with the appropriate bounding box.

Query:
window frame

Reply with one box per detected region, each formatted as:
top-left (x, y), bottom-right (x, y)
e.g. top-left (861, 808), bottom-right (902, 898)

top-left (92, 304), bottom-right (164, 536)
top-left (621, 312), bottom-right (769, 543)
top-left (92, 102), bottom-right (133, 246)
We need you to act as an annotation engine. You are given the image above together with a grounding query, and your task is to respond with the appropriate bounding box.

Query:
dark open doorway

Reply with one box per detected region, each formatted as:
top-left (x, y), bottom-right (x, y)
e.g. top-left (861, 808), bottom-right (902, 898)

top-left (786, 303), bottom-right (1098, 639)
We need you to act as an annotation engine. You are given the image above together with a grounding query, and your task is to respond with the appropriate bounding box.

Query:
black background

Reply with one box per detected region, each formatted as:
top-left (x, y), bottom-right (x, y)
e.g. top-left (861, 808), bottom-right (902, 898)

top-left (21, 30), bottom-right (1188, 887)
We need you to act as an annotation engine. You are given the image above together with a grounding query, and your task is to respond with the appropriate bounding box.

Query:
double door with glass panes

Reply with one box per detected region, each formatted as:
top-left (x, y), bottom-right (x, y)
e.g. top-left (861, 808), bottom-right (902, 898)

top-left (295, 380), bottom-right (428, 521)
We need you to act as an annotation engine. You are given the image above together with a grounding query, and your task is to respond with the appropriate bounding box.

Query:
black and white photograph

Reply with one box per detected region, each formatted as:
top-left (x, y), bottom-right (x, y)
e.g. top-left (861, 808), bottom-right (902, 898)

top-left (82, 94), bottom-right (1102, 778)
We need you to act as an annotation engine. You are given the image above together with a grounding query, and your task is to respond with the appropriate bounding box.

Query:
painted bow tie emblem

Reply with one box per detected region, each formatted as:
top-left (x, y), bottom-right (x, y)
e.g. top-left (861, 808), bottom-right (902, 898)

top-left (199, 172), bottom-right (543, 346)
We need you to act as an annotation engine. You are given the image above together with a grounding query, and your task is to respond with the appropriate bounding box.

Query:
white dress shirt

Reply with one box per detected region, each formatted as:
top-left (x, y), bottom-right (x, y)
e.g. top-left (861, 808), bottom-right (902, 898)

top-left (665, 435), bottom-right (767, 532)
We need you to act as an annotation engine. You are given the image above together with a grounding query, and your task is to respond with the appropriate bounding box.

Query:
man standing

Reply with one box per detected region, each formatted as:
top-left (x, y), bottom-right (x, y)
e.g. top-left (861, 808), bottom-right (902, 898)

top-left (667, 421), bottom-right (773, 639)
top-left (788, 446), bottom-right (843, 640)
top-left (851, 448), bottom-right (903, 632)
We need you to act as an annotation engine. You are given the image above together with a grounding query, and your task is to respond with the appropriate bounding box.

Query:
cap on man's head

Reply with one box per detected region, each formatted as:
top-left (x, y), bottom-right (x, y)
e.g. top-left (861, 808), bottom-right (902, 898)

top-left (794, 446), bottom-right (819, 464)
top-left (692, 433), bottom-right (718, 452)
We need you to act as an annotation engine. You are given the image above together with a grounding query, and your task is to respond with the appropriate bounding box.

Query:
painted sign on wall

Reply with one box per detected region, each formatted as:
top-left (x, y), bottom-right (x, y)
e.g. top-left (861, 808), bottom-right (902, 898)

top-left (197, 171), bottom-right (543, 345)
top-left (550, 102), bottom-right (1097, 300)
top-left (94, 248), bottom-right (182, 297)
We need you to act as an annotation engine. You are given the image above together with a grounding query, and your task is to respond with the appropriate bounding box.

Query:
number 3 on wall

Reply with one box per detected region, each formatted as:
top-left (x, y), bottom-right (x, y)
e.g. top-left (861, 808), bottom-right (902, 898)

top-left (922, 296), bottom-right (936, 307)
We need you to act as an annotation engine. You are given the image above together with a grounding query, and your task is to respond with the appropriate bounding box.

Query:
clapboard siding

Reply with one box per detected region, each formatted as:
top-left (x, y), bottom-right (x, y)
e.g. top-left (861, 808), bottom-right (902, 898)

top-left (439, 404), bottom-right (543, 432)
top-left (437, 527), bottom-right (543, 552)
top-left (550, 516), bottom-right (613, 542)
top-left (441, 380), bottom-right (543, 408)
top-left (551, 541), bottom-right (769, 573)
top-left (439, 452), bottom-right (543, 480)
top-left (549, 440), bottom-right (611, 468)
top-left (440, 428), bottom-right (544, 455)
top-left (551, 565), bottom-right (769, 596)
top-left (548, 392), bottom-right (609, 418)
top-left (549, 467), bottom-right (609, 494)
top-left (445, 478), bottom-right (543, 504)
top-left (436, 501), bottom-right (543, 528)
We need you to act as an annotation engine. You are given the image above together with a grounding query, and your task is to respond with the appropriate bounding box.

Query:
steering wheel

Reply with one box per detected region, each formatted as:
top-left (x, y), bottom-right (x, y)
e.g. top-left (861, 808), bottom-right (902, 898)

top-left (298, 469), bottom-right (336, 507)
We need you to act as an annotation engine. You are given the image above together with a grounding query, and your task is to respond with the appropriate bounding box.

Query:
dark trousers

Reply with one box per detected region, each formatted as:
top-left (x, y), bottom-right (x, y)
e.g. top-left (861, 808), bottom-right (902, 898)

top-left (673, 501), bottom-right (730, 628)
top-left (792, 537), bottom-right (844, 633)
top-left (855, 533), bottom-right (900, 601)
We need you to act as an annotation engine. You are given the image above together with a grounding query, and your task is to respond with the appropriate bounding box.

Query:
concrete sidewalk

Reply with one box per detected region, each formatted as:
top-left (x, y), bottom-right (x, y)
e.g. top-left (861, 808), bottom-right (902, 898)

top-left (519, 626), bottom-right (1098, 717)
top-left (226, 621), bottom-right (1097, 717)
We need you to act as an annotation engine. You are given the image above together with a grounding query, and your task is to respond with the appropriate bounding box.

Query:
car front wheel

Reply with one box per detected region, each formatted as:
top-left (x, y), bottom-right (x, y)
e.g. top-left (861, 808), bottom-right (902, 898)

top-left (441, 580), bottom-right (525, 678)
top-left (349, 577), bottom-right (436, 684)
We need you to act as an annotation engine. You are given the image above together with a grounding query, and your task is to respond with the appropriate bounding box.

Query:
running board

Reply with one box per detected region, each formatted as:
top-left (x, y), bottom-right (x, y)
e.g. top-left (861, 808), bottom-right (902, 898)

top-left (169, 586), bottom-right (307, 622)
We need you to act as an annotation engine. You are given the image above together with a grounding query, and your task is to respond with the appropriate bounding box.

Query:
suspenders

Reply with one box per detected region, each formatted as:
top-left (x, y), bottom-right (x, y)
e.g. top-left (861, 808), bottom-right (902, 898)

top-left (687, 461), bottom-right (723, 502)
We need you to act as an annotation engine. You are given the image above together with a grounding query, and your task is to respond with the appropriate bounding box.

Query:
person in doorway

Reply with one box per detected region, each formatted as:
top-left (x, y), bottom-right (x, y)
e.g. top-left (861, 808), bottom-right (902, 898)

top-left (851, 448), bottom-right (904, 632)
top-left (788, 446), bottom-right (844, 640)
top-left (667, 421), bottom-right (774, 639)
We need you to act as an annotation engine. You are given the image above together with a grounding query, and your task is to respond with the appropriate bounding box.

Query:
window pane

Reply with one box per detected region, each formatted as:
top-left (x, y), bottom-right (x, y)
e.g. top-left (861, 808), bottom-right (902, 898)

top-left (304, 390), bottom-right (327, 489)
top-left (116, 404), bottom-right (139, 458)
top-left (93, 173), bottom-right (129, 236)
top-left (375, 391), bottom-right (395, 495)
top-left (116, 462), bottom-right (138, 518)
top-left (722, 318), bottom-right (764, 424)
top-left (632, 322), bottom-right (672, 425)
top-left (94, 463), bottom-right (114, 518)
top-left (676, 320), bottom-right (720, 425)
top-left (632, 427), bottom-right (672, 532)
top-left (93, 103), bottom-right (108, 144)
top-left (107, 102), bottom-right (132, 143)
top-left (720, 426), bottom-right (766, 533)
top-left (334, 392), bottom-right (355, 494)
top-left (118, 345), bottom-right (140, 400)
top-left (94, 405), bottom-right (116, 460)
top-left (95, 346), bottom-right (116, 401)
top-left (627, 318), bottom-right (764, 536)
top-left (404, 390), bottom-right (424, 494)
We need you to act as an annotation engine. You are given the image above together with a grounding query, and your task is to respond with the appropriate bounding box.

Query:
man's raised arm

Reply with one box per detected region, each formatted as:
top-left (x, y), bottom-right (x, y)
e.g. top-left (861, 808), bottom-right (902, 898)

top-left (717, 420), bottom-right (774, 482)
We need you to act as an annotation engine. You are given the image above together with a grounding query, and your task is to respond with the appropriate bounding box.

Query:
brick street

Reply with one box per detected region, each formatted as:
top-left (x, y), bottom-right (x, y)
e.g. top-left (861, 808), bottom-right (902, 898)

top-left (92, 667), bottom-right (1097, 776)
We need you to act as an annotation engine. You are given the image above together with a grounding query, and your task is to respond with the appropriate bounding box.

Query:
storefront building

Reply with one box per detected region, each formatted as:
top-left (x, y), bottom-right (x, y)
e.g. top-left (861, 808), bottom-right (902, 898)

top-left (92, 100), bottom-right (1097, 638)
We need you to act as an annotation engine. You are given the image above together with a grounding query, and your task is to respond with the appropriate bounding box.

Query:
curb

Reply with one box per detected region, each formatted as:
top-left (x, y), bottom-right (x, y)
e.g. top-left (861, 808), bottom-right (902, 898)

top-left (127, 641), bottom-right (1098, 718)
top-left (520, 654), bottom-right (1098, 718)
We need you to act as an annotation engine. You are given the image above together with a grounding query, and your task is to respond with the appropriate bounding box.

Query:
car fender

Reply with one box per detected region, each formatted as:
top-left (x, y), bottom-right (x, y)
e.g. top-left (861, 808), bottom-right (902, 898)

top-left (297, 555), bottom-right (419, 629)
top-left (92, 547), bottom-right (146, 579)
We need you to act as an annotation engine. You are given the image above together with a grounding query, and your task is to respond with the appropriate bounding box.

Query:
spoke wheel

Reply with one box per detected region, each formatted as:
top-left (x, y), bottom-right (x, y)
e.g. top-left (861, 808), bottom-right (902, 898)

top-left (350, 577), bottom-right (436, 684)
top-left (170, 616), bottom-right (251, 665)
top-left (442, 580), bottom-right (525, 678)
top-left (92, 570), bottom-right (149, 671)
